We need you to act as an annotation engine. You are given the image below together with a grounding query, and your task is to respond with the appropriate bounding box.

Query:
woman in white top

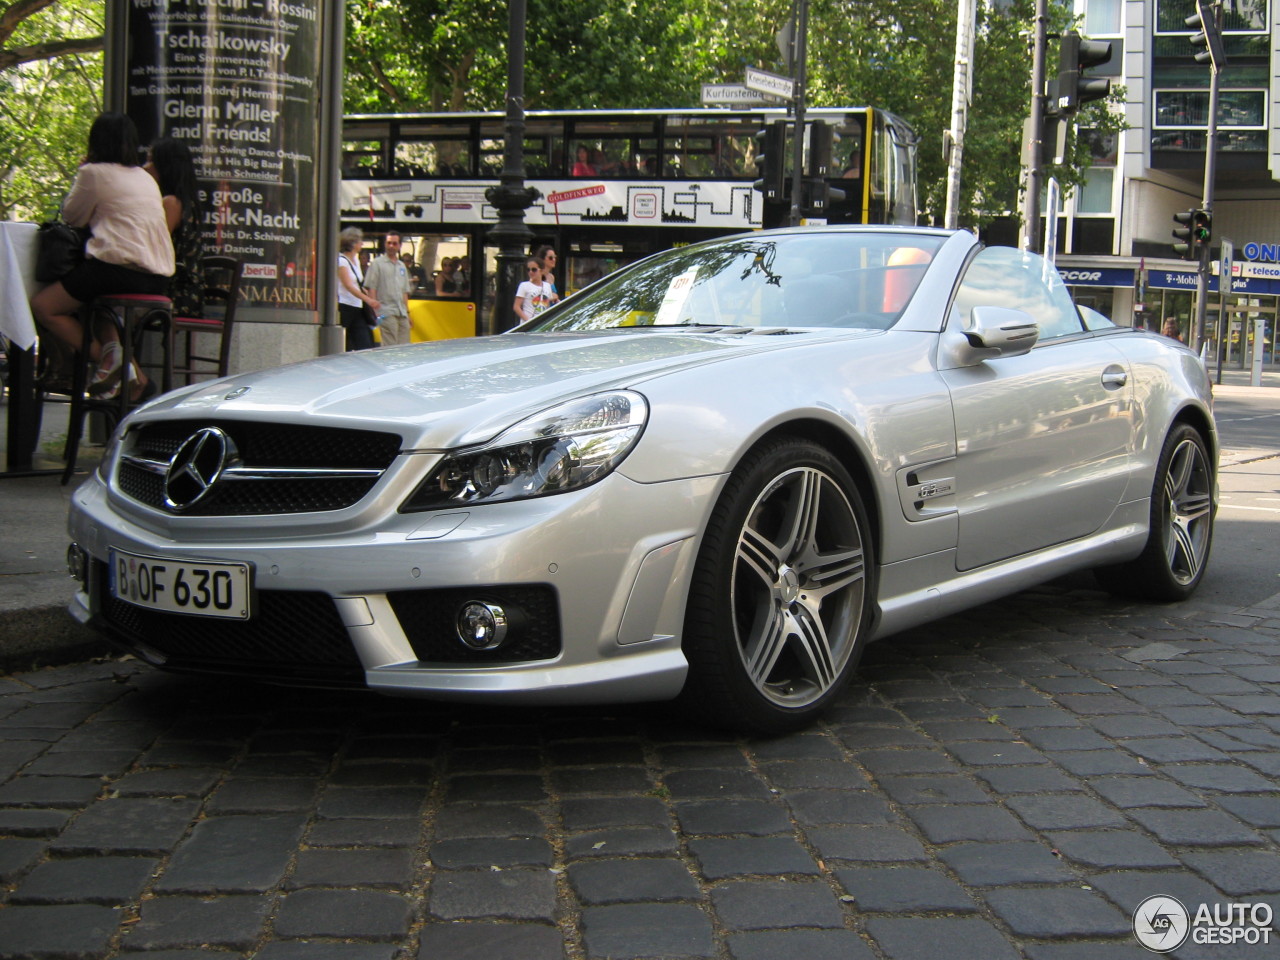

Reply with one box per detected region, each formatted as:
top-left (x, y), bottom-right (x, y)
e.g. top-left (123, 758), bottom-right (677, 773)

top-left (337, 226), bottom-right (379, 350)
top-left (513, 258), bottom-right (553, 323)
top-left (30, 112), bottom-right (176, 402)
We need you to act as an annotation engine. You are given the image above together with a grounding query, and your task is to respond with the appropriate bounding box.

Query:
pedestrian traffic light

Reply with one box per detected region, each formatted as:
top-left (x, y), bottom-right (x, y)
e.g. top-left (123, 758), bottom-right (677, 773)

top-left (1186, 0), bottom-right (1227, 70)
top-left (752, 120), bottom-right (788, 202)
top-left (1192, 209), bottom-right (1212, 251)
top-left (1172, 209), bottom-right (1211, 260)
top-left (1053, 31), bottom-right (1113, 117)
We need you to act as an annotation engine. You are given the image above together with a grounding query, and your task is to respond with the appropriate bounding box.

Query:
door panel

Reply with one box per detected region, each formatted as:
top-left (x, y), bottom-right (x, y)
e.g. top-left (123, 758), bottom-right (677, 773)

top-left (941, 247), bottom-right (1135, 571)
top-left (943, 341), bottom-right (1134, 569)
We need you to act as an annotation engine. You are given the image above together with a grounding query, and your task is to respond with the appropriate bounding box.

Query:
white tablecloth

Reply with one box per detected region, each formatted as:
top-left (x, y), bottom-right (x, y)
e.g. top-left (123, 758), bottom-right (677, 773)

top-left (1, 221), bottom-right (40, 351)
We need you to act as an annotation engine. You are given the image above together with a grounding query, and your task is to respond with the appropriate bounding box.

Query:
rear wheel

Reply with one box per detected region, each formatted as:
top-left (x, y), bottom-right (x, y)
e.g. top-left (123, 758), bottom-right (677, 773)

top-left (680, 438), bottom-right (874, 735)
top-left (1094, 423), bottom-right (1214, 602)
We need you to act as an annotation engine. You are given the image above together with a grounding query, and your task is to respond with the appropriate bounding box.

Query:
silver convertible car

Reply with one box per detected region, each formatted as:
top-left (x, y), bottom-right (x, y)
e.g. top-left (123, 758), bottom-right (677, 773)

top-left (66, 227), bottom-right (1217, 734)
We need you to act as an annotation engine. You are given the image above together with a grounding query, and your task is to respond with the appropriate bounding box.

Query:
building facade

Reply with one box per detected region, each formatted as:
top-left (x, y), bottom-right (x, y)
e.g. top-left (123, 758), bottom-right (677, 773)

top-left (1043, 0), bottom-right (1277, 366)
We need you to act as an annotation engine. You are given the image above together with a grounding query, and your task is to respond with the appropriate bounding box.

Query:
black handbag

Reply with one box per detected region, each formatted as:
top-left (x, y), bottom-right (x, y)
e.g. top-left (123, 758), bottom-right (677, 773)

top-left (35, 221), bottom-right (89, 283)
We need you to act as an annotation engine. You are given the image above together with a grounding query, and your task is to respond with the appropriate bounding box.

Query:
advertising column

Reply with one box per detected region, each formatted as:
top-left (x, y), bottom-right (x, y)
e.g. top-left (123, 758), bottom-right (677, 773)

top-left (123, 0), bottom-right (322, 328)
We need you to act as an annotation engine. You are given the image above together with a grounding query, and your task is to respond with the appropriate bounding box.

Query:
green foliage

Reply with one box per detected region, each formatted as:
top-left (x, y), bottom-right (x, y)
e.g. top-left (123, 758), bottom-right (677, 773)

top-left (0, 0), bottom-right (103, 221)
top-left (344, 0), bottom-right (787, 112)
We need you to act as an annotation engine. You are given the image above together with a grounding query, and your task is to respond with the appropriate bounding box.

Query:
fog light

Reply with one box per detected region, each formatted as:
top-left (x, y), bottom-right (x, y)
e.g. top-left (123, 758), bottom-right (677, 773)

top-left (66, 543), bottom-right (87, 583)
top-left (456, 602), bottom-right (508, 651)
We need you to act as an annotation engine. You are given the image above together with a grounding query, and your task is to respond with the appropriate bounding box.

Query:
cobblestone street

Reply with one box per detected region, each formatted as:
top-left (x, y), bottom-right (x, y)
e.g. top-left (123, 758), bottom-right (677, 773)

top-left (1, 576), bottom-right (1278, 959)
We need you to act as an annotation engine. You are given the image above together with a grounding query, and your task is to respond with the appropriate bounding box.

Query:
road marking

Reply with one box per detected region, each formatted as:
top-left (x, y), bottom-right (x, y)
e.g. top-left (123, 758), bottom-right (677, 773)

top-left (1218, 503), bottom-right (1280, 514)
top-left (1215, 412), bottom-right (1280, 424)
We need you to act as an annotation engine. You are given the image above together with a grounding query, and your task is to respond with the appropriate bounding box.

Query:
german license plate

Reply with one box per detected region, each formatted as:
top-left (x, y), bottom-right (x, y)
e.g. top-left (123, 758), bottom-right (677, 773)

top-left (109, 549), bottom-right (251, 620)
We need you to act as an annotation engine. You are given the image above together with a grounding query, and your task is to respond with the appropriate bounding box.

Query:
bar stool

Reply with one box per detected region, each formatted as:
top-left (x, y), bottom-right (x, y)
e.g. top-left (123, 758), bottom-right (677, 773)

top-left (171, 256), bottom-right (242, 384)
top-left (62, 293), bottom-right (173, 485)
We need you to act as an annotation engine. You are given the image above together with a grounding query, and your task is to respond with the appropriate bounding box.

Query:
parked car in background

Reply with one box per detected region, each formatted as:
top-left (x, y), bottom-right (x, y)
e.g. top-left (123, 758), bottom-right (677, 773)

top-left (67, 227), bottom-right (1217, 734)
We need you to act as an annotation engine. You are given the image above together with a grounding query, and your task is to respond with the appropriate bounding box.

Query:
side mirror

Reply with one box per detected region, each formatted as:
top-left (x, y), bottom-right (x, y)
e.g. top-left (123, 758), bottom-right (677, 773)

top-left (966, 306), bottom-right (1039, 355)
top-left (941, 305), bottom-right (1040, 367)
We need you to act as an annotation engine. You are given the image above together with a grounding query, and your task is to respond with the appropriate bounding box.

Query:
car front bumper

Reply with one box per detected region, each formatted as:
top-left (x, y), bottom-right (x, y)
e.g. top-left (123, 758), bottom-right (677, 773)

top-left (67, 468), bottom-right (724, 704)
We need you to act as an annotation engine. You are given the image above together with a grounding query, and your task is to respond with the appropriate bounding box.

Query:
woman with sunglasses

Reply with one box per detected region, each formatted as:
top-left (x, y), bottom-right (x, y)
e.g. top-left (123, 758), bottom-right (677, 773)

top-left (513, 258), bottom-right (552, 323)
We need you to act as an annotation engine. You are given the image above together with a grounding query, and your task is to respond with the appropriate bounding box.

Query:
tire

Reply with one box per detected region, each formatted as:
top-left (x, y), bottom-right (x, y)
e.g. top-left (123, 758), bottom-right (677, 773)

top-left (1094, 423), bottom-right (1215, 602)
top-left (679, 438), bottom-right (875, 735)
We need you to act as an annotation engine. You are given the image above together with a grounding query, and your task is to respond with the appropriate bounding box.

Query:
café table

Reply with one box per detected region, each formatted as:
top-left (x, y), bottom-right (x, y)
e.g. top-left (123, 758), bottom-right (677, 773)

top-left (0, 221), bottom-right (58, 477)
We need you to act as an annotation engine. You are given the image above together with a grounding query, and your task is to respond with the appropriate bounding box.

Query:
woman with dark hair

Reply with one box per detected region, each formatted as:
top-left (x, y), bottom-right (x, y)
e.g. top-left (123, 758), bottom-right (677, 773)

top-left (145, 136), bottom-right (204, 318)
top-left (533, 245), bottom-right (561, 304)
top-left (30, 112), bottom-right (174, 401)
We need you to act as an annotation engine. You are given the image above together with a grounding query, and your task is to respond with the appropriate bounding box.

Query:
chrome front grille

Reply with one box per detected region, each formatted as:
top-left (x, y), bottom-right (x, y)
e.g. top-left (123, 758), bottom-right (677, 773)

top-left (116, 420), bottom-right (402, 515)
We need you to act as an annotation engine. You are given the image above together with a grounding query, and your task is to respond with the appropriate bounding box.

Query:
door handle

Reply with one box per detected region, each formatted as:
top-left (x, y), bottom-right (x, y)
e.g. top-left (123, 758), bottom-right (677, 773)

top-left (1101, 366), bottom-right (1128, 389)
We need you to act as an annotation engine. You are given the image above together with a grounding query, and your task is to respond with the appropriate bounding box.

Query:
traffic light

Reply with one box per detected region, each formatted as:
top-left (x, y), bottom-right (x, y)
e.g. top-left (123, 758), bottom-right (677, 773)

top-left (1172, 208), bottom-right (1212, 260)
top-left (1186, 0), bottom-right (1227, 71)
top-left (1192, 209), bottom-right (1212, 252)
top-left (807, 122), bottom-right (834, 178)
top-left (800, 122), bottom-right (845, 220)
top-left (752, 120), bottom-right (787, 202)
top-left (1052, 31), bottom-right (1113, 117)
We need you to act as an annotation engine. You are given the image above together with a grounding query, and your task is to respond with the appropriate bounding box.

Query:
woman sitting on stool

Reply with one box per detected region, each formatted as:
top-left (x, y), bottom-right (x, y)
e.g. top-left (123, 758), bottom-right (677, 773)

top-left (30, 112), bottom-right (174, 402)
top-left (145, 136), bottom-right (204, 320)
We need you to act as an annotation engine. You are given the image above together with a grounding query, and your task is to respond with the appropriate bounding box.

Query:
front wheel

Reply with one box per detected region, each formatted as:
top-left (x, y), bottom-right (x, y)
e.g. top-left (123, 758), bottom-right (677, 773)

top-left (679, 438), bottom-right (874, 735)
top-left (1094, 423), bottom-right (1215, 602)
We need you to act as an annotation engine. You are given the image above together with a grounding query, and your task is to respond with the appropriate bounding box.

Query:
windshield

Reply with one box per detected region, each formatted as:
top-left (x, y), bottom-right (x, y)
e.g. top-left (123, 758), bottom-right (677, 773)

top-left (527, 232), bottom-right (943, 333)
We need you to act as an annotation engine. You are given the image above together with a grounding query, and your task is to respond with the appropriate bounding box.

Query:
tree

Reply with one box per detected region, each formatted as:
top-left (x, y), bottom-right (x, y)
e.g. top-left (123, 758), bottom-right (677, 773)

top-left (343, 0), bottom-right (775, 113)
top-left (0, 0), bottom-right (103, 220)
top-left (0, 0), bottom-right (100, 69)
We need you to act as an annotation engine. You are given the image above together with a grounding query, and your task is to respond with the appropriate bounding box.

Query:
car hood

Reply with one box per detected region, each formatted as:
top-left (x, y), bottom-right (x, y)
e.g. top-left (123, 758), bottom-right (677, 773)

top-left (143, 328), bottom-right (869, 448)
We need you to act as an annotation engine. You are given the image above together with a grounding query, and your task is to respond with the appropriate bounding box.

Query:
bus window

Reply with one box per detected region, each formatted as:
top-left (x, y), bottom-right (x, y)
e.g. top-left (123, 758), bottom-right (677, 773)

top-left (664, 115), bottom-right (758, 178)
top-left (834, 119), bottom-right (865, 180)
top-left (889, 118), bottom-right (918, 225)
top-left (569, 118), bottom-right (659, 177)
top-left (407, 235), bottom-right (472, 300)
top-left (342, 139), bottom-right (386, 178)
top-left (521, 117), bottom-right (567, 177)
top-left (568, 254), bottom-right (630, 292)
top-left (479, 137), bottom-right (503, 176)
top-left (396, 122), bottom-right (472, 177)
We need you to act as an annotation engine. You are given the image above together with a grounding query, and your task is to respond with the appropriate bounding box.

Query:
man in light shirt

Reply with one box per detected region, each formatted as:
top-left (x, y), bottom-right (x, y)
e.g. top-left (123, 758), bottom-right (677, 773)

top-left (363, 232), bottom-right (412, 346)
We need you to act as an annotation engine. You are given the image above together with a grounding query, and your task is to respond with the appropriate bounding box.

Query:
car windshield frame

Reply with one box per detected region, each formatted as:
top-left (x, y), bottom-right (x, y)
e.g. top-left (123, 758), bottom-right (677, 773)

top-left (524, 232), bottom-right (944, 334)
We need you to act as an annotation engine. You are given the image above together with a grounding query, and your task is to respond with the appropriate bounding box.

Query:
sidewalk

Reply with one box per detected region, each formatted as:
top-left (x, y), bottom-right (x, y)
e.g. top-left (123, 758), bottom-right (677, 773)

top-left (0, 394), bottom-right (108, 670)
top-left (1, 365), bottom-right (1278, 673)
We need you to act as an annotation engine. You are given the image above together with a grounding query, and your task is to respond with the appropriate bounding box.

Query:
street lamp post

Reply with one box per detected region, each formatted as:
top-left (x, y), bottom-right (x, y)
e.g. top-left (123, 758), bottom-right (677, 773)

top-left (485, 0), bottom-right (540, 335)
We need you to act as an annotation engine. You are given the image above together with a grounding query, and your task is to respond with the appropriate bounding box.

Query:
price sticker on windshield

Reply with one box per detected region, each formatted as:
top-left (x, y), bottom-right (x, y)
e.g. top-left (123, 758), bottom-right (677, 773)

top-left (654, 269), bottom-right (699, 325)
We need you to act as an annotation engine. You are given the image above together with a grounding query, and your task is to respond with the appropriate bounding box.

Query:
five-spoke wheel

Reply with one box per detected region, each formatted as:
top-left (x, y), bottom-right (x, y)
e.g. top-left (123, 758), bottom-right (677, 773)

top-left (681, 438), bottom-right (873, 734)
top-left (1095, 423), bottom-right (1215, 602)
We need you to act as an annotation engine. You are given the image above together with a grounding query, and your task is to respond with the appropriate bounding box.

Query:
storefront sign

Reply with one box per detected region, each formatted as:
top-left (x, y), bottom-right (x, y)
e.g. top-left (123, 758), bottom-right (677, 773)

top-left (1058, 267), bottom-right (1134, 286)
top-left (1241, 242), bottom-right (1280, 262)
top-left (123, 0), bottom-right (322, 315)
top-left (1148, 269), bottom-right (1280, 295)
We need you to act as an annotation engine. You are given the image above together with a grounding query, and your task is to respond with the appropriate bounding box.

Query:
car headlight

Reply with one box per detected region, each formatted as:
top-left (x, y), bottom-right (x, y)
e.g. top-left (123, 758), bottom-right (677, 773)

top-left (401, 390), bottom-right (648, 512)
